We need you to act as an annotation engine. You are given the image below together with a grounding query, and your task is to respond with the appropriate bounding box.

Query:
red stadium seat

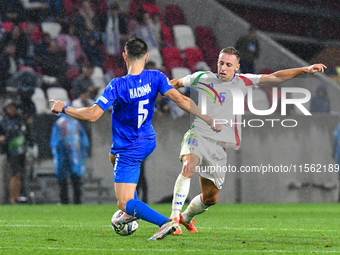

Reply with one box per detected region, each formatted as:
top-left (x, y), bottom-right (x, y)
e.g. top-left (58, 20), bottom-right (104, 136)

top-left (62, 0), bottom-right (76, 20)
top-left (142, 4), bottom-right (163, 21)
top-left (165, 5), bottom-right (186, 28)
top-left (1, 22), bottom-right (14, 32)
top-left (161, 47), bottom-right (183, 71)
top-left (202, 47), bottom-right (220, 73)
top-left (183, 47), bottom-right (205, 72)
top-left (129, 0), bottom-right (155, 20)
top-left (161, 25), bottom-right (173, 46)
top-left (195, 26), bottom-right (216, 51)
top-left (20, 22), bottom-right (42, 43)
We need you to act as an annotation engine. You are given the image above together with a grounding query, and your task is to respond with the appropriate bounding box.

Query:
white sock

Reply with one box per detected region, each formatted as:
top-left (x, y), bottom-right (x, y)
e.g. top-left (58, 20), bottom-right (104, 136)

top-left (170, 174), bottom-right (191, 219)
top-left (181, 194), bottom-right (209, 224)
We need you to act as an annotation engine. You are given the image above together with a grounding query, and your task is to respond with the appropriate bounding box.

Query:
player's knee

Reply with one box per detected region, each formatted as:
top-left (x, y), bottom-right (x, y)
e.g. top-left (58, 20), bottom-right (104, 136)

top-left (202, 196), bottom-right (218, 207)
top-left (181, 157), bottom-right (197, 178)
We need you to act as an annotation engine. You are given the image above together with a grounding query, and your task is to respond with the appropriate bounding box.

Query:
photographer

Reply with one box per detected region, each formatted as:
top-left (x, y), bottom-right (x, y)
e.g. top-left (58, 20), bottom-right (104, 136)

top-left (0, 99), bottom-right (33, 204)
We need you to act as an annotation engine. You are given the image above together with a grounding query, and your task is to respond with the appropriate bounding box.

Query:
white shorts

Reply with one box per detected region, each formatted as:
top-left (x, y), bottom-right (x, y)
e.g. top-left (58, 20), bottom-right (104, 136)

top-left (179, 131), bottom-right (227, 189)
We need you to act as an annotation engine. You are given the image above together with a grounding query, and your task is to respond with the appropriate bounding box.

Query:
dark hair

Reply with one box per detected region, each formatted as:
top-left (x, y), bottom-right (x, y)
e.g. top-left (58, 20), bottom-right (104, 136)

top-left (125, 38), bottom-right (148, 60)
top-left (136, 8), bottom-right (147, 24)
top-left (108, 1), bottom-right (119, 10)
top-left (220, 47), bottom-right (240, 62)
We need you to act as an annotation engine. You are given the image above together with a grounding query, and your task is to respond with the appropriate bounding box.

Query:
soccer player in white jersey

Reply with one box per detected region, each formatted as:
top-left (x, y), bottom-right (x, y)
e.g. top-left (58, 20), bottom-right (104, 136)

top-left (169, 47), bottom-right (326, 235)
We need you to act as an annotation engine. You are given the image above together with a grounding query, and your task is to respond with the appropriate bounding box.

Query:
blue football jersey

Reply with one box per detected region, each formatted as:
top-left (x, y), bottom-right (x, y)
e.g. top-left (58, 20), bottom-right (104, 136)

top-left (95, 69), bottom-right (174, 149)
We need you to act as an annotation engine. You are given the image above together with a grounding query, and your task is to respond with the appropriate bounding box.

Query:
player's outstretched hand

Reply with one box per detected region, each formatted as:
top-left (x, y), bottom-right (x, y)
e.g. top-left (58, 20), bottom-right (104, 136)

top-left (49, 99), bottom-right (66, 114)
top-left (307, 64), bottom-right (327, 74)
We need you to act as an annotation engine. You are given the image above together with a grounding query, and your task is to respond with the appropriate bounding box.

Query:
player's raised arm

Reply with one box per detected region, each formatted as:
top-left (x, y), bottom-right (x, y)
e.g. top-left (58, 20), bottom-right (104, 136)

top-left (49, 100), bottom-right (105, 122)
top-left (258, 63), bottom-right (327, 87)
top-left (164, 89), bottom-right (221, 132)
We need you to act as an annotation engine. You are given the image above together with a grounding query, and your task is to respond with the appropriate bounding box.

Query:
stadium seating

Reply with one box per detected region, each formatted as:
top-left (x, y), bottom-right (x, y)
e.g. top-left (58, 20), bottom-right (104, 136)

top-left (128, 0), bottom-right (155, 20)
top-left (171, 67), bottom-right (191, 79)
top-left (66, 66), bottom-right (80, 83)
top-left (183, 47), bottom-right (205, 72)
top-left (161, 47), bottom-right (183, 71)
top-left (47, 87), bottom-right (70, 102)
top-left (31, 87), bottom-right (49, 114)
top-left (41, 22), bottom-right (62, 39)
top-left (20, 22), bottom-right (42, 44)
top-left (202, 47), bottom-right (221, 73)
top-left (147, 48), bottom-right (163, 69)
top-left (161, 25), bottom-right (174, 46)
top-left (62, 0), bottom-right (76, 20)
top-left (91, 67), bottom-right (105, 88)
top-left (195, 26), bottom-right (216, 51)
top-left (165, 5), bottom-right (186, 28)
top-left (142, 4), bottom-right (163, 21)
top-left (173, 25), bottom-right (196, 51)
top-left (1, 22), bottom-right (14, 32)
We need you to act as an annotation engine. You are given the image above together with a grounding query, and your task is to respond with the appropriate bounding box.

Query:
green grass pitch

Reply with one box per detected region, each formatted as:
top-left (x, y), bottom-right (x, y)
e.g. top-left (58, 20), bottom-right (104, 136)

top-left (1, 203), bottom-right (340, 254)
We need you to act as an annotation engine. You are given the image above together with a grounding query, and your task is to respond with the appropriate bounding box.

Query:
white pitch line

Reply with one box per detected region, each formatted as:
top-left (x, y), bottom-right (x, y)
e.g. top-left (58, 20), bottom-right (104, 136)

top-left (2, 224), bottom-right (338, 233)
top-left (198, 226), bottom-right (339, 232)
top-left (0, 247), bottom-right (339, 253)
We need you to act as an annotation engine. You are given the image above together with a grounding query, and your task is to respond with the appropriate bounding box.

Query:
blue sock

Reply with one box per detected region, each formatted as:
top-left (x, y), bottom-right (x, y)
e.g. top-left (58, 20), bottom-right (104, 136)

top-left (125, 199), bottom-right (169, 227)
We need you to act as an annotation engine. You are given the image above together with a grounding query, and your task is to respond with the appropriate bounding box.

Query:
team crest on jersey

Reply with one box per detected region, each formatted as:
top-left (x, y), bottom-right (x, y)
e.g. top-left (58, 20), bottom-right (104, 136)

top-left (191, 72), bottom-right (223, 106)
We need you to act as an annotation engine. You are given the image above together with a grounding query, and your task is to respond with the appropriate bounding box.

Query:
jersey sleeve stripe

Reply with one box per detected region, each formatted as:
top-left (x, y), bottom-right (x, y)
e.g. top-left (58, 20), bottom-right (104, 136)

top-left (238, 75), bottom-right (254, 86)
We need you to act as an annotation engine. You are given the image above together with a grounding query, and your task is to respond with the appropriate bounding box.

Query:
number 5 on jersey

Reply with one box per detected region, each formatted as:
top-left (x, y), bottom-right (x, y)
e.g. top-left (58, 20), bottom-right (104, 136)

top-left (138, 99), bottom-right (149, 128)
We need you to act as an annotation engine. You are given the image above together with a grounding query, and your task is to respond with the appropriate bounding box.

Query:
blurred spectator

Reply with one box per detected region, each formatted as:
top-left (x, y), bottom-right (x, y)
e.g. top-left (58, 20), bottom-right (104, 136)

top-left (34, 32), bottom-right (52, 62)
top-left (1, 1), bottom-right (26, 23)
top-left (149, 12), bottom-right (162, 47)
top-left (310, 84), bottom-right (331, 113)
top-left (57, 22), bottom-right (88, 67)
top-left (71, 86), bottom-right (94, 108)
top-left (72, 64), bottom-right (97, 99)
top-left (44, 0), bottom-right (64, 22)
top-left (7, 67), bottom-right (39, 120)
top-left (0, 24), bottom-right (29, 63)
top-left (50, 105), bottom-right (89, 204)
top-left (84, 35), bottom-right (102, 67)
top-left (23, 22), bottom-right (38, 68)
top-left (40, 40), bottom-right (70, 91)
top-left (129, 8), bottom-right (158, 50)
top-left (73, 0), bottom-right (100, 45)
top-left (235, 26), bottom-right (260, 73)
top-left (0, 99), bottom-right (33, 204)
top-left (100, 1), bottom-right (128, 56)
top-left (0, 42), bottom-right (19, 94)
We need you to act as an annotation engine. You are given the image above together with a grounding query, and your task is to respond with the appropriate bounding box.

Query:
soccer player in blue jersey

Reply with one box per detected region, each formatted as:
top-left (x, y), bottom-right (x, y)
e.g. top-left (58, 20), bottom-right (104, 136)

top-left (50, 38), bottom-right (220, 240)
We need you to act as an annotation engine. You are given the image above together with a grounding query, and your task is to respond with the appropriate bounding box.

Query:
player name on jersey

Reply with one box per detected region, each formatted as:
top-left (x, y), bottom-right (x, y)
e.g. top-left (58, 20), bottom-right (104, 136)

top-left (129, 83), bottom-right (152, 99)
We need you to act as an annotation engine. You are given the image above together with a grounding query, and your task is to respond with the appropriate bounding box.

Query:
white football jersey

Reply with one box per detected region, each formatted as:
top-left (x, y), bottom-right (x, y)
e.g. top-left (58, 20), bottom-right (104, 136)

top-left (183, 71), bottom-right (262, 149)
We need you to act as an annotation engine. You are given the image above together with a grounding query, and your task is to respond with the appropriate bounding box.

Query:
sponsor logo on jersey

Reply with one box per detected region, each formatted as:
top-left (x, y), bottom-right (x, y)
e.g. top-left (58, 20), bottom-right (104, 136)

top-left (129, 83), bottom-right (152, 99)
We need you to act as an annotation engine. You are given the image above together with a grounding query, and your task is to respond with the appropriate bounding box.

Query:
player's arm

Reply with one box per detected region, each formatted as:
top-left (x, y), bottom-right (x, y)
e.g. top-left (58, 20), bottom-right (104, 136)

top-left (164, 88), bottom-right (221, 132)
top-left (49, 100), bottom-right (104, 122)
top-left (170, 78), bottom-right (184, 89)
top-left (258, 63), bottom-right (326, 87)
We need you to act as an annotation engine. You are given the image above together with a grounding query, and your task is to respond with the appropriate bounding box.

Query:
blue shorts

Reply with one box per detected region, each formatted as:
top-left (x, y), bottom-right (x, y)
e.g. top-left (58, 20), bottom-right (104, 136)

top-left (111, 138), bottom-right (156, 184)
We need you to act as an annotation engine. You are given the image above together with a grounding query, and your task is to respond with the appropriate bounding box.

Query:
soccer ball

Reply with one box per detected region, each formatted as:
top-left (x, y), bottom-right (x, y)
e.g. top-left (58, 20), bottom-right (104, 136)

top-left (111, 210), bottom-right (139, 236)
